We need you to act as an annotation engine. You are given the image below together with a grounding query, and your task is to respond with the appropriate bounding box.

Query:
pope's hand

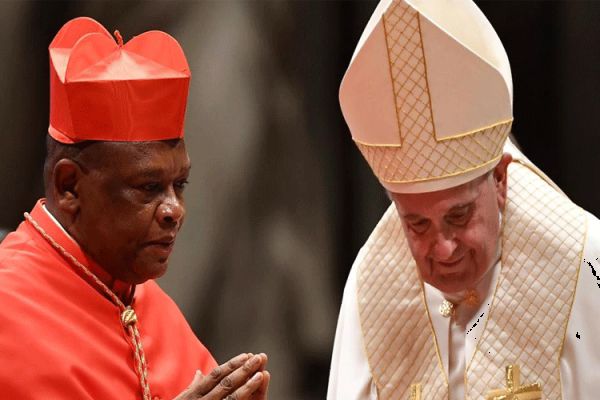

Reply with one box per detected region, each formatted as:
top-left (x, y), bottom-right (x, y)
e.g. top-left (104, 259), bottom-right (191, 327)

top-left (174, 353), bottom-right (270, 400)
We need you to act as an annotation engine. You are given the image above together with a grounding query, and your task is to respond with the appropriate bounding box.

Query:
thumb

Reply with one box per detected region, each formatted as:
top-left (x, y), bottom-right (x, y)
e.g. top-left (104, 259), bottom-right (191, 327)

top-left (190, 370), bottom-right (203, 386)
top-left (173, 371), bottom-right (204, 400)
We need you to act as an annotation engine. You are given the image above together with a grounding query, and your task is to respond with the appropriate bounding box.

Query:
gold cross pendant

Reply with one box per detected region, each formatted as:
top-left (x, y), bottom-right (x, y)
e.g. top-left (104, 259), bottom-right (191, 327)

top-left (409, 383), bottom-right (422, 400)
top-left (486, 365), bottom-right (542, 400)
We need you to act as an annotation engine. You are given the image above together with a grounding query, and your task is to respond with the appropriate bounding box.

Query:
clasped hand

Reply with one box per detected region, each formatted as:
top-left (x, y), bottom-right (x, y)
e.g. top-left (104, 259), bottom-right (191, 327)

top-left (174, 353), bottom-right (270, 400)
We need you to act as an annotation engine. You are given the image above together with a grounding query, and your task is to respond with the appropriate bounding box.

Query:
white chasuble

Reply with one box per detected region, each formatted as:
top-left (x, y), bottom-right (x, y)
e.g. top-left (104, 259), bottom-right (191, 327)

top-left (334, 156), bottom-right (586, 399)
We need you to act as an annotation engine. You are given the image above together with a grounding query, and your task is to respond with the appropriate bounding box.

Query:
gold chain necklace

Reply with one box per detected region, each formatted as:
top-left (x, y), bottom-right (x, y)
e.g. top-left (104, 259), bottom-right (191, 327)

top-left (24, 212), bottom-right (152, 400)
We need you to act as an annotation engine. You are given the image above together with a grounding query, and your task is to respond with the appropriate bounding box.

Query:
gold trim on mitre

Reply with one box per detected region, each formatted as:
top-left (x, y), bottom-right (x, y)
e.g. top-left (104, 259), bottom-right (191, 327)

top-left (352, 118), bottom-right (514, 148)
top-left (340, 0), bottom-right (513, 193)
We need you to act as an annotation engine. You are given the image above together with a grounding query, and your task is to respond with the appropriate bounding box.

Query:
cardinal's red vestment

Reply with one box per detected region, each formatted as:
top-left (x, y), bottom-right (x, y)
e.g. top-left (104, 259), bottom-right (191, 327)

top-left (0, 200), bottom-right (217, 399)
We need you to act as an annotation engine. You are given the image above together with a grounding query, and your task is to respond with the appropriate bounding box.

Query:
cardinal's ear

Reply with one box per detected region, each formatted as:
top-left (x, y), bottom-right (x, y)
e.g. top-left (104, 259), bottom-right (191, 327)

top-left (52, 158), bottom-right (84, 216)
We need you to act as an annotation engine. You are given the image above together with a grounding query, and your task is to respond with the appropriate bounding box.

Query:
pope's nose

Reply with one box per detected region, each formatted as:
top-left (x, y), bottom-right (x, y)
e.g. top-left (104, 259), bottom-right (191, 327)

top-left (431, 234), bottom-right (458, 262)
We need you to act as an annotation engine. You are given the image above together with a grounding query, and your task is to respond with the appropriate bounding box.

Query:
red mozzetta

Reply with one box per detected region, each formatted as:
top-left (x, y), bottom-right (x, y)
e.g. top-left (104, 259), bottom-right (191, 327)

top-left (0, 200), bottom-right (216, 399)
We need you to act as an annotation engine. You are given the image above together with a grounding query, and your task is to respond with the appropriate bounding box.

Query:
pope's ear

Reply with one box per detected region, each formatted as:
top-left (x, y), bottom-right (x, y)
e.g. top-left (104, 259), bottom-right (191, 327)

top-left (52, 159), bottom-right (83, 215)
top-left (493, 152), bottom-right (512, 211)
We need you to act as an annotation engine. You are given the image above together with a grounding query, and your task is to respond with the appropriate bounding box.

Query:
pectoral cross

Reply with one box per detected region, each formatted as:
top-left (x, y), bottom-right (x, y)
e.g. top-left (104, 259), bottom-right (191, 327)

top-left (409, 383), bottom-right (422, 400)
top-left (486, 365), bottom-right (542, 400)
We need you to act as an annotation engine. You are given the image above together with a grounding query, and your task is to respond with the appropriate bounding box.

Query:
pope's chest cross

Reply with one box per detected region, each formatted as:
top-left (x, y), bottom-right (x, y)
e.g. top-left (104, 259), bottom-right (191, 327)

top-left (486, 365), bottom-right (542, 400)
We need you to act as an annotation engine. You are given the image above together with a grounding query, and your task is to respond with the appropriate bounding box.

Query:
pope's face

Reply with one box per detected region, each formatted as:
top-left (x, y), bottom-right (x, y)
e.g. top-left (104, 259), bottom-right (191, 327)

top-left (74, 140), bottom-right (190, 284)
top-left (390, 157), bottom-right (510, 293)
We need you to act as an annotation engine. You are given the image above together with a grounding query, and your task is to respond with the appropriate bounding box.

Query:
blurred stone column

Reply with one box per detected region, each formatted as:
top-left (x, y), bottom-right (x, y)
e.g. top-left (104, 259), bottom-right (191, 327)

top-left (155, 3), bottom-right (339, 399)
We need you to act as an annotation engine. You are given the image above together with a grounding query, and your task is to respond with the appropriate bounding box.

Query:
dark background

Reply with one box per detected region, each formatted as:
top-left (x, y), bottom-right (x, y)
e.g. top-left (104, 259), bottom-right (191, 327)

top-left (0, 1), bottom-right (598, 398)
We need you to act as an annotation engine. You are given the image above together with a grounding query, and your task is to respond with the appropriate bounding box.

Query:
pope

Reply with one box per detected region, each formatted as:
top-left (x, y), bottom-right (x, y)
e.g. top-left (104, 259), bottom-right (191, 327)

top-left (0, 17), bottom-right (270, 400)
top-left (327, 0), bottom-right (600, 399)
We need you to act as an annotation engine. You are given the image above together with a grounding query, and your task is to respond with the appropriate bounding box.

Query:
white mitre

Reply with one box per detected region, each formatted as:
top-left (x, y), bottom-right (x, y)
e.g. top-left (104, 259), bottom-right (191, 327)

top-left (340, 0), bottom-right (513, 193)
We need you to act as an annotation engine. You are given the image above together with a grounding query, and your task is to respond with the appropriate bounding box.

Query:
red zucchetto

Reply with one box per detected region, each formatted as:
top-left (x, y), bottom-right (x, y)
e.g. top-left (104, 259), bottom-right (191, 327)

top-left (49, 17), bottom-right (191, 143)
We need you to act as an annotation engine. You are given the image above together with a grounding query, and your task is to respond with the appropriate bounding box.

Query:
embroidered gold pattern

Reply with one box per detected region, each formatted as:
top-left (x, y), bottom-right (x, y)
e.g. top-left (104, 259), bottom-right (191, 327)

top-left (357, 0), bottom-right (511, 185)
top-left (486, 365), bottom-right (542, 400)
top-left (466, 162), bottom-right (584, 398)
top-left (356, 210), bottom-right (448, 398)
top-left (410, 383), bottom-right (422, 400)
top-left (357, 156), bottom-right (583, 400)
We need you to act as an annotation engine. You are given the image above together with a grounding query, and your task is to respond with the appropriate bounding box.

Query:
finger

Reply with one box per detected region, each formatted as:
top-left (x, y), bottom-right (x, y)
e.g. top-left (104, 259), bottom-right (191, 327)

top-left (191, 370), bottom-right (203, 386)
top-left (224, 371), bottom-right (264, 400)
top-left (256, 353), bottom-right (268, 371)
top-left (206, 354), bottom-right (265, 398)
top-left (192, 353), bottom-right (250, 396)
top-left (249, 353), bottom-right (267, 372)
top-left (254, 370), bottom-right (270, 400)
top-left (172, 370), bottom-right (205, 400)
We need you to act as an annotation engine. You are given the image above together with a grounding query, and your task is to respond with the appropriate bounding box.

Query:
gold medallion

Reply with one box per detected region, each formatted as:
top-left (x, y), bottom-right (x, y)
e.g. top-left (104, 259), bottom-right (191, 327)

top-left (439, 300), bottom-right (455, 318)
